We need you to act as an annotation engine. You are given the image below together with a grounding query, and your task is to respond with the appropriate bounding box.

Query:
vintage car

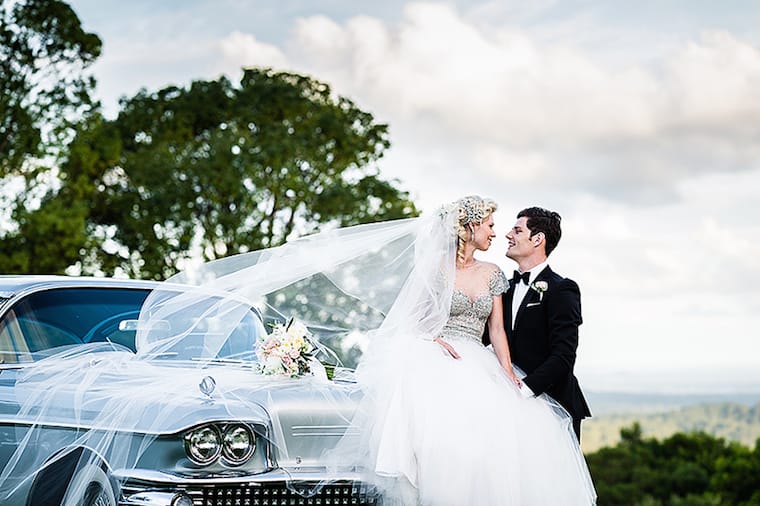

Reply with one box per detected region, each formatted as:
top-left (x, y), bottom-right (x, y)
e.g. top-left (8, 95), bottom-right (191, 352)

top-left (0, 275), bottom-right (373, 506)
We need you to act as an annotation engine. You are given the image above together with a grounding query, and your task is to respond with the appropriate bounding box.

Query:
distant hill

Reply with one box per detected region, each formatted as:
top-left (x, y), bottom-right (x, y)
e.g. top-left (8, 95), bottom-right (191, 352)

top-left (584, 390), bottom-right (760, 415)
top-left (582, 401), bottom-right (760, 453)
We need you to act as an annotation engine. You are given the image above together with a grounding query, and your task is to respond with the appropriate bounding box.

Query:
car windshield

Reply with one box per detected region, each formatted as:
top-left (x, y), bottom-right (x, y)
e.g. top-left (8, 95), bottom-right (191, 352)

top-left (0, 287), bottom-right (267, 365)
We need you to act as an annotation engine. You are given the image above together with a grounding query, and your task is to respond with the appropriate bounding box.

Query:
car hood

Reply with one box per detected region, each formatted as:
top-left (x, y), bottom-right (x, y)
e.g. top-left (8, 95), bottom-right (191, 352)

top-left (3, 354), bottom-right (360, 436)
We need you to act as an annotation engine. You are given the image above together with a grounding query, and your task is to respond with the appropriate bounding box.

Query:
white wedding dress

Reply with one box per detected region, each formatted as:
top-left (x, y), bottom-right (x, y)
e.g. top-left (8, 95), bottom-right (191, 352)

top-left (356, 267), bottom-right (596, 505)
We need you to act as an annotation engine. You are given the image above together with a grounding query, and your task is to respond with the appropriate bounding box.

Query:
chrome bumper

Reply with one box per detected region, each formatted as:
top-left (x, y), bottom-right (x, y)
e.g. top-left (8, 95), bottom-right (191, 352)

top-left (116, 468), bottom-right (378, 506)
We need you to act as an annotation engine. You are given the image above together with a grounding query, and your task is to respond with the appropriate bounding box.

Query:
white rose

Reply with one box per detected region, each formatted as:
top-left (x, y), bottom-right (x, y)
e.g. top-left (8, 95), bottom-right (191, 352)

top-left (264, 356), bottom-right (284, 375)
top-left (288, 321), bottom-right (309, 339)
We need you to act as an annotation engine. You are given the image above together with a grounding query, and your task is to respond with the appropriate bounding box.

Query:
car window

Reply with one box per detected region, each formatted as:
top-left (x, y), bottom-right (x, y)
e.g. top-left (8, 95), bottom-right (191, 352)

top-left (142, 306), bottom-right (267, 363)
top-left (0, 288), bottom-right (150, 363)
top-left (0, 287), bottom-right (269, 364)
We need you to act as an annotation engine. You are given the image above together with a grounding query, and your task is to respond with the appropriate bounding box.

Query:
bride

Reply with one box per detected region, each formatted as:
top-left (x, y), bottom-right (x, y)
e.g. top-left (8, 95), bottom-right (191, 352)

top-left (335, 195), bottom-right (597, 505)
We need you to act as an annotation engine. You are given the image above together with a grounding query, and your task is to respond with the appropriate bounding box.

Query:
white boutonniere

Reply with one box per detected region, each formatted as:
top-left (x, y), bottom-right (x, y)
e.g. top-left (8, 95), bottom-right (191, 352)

top-left (530, 281), bottom-right (548, 302)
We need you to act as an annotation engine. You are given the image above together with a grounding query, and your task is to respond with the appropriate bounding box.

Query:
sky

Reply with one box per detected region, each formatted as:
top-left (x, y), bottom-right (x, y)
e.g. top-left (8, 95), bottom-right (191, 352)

top-left (66, 0), bottom-right (760, 393)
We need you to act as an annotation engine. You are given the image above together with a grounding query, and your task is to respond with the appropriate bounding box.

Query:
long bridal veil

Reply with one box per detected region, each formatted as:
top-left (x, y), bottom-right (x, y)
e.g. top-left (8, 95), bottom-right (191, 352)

top-left (138, 208), bottom-right (457, 362)
top-left (0, 209), bottom-right (460, 503)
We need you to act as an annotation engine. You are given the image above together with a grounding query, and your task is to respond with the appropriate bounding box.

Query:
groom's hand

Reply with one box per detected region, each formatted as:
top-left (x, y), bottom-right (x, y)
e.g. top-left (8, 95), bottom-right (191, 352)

top-left (433, 337), bottom-right (461, 359)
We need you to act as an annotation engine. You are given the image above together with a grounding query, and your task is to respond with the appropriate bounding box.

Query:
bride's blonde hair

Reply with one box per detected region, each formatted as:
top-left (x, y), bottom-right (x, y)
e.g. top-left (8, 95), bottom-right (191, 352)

top-left (453, 195), bottom-right (498, 264)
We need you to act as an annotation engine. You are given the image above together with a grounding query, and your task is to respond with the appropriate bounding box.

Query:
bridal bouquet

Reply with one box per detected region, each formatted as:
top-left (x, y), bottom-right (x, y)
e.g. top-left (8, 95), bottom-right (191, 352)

top-left (256, 318), bottom-right (315, 378)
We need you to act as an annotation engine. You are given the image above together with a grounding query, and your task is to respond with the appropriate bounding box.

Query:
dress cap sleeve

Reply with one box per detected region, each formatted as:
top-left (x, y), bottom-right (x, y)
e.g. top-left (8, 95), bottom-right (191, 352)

top-left (489, 268), bottom-right (508, 296)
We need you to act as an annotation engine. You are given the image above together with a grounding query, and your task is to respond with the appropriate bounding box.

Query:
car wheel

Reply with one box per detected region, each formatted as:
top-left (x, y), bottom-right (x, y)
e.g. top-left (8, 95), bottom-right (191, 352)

top-left (61, 463), bottom-right (116, 506)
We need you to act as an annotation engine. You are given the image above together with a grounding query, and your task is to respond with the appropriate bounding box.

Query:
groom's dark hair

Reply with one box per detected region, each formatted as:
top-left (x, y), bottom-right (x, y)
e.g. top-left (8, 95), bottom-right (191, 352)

top-left (517, 207), bottom-right (562, 256)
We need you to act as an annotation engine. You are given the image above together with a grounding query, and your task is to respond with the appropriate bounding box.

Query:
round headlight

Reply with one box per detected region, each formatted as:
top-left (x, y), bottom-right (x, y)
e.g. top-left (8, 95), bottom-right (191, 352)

top-left (222, 424), bottom-right (255, 465)
top-left (171, 492), bottom-right (195, 506)
top-left (184, 425), bottom-right (221, 465)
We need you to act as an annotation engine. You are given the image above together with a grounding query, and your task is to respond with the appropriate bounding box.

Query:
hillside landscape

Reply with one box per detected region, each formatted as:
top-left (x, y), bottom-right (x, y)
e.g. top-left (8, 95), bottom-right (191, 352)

top-left (582, 391), bottom-right (760, 452)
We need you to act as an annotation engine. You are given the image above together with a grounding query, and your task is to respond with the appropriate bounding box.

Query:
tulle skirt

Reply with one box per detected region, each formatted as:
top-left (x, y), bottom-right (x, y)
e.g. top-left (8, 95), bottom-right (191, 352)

top-left (343, 336), bottom-right (596, 506)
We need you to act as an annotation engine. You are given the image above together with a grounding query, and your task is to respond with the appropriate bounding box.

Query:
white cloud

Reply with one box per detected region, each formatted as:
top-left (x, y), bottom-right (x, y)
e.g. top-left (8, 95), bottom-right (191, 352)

top-left (665, 31), bottom-right (760, 129)
top-left (216, 31), bottom-right (291, 75)
top-left (104, 3), bottom-right (758, 202)
top-left (554, 167), bottom-right (760, 376)
top-left (228, 3), bottom-right (760, 200)
top-left (474, 146), bottom-right (550, 183)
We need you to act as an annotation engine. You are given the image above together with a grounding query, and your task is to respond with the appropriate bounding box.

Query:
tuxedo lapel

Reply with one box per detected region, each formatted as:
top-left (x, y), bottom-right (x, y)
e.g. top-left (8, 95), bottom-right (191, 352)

top-left (512, 286), bottom-right (534, 330)
top-left (504, 283), bottom-right (515, 333)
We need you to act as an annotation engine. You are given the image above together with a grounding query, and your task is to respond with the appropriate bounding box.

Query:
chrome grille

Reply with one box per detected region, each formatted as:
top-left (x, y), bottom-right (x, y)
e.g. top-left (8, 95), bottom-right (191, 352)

top-left (195, 483), bottom-right (377, 506)
top-left (119, 481), bottom-right (378, 506)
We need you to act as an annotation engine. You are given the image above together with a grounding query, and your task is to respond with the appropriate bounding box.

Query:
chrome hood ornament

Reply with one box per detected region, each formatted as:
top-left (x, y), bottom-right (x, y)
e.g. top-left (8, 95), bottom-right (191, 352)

top-left (199, 375), bottom-right (216, 400)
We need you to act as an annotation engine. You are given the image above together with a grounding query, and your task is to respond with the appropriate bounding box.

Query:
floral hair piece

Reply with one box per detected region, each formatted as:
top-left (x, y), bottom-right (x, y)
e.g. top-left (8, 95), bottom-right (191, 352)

top-left (437, 196), bottom-right (498, 266)
top-left (456, 195), bottom-right (495, 226)
top-left (437, 195), bottom-right (496, 226)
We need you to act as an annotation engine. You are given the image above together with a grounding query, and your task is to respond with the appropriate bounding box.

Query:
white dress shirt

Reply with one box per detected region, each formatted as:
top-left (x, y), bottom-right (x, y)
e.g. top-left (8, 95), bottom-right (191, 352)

top-left (510, 260), bottom-right (549, 329)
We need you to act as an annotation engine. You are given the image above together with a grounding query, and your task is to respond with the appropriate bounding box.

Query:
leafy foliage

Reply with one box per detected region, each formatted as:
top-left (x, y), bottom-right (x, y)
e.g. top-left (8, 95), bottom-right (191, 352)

top-left (1, 67), bottom-right (418, 277)
top-left (586, 423), bottom-right (760, 506)
top-left (72, 68), bottom-right (416, 279)
top-left (0, 0), bottom-right (101, 177)
top-left (0, 0), bottom-right (100, 271)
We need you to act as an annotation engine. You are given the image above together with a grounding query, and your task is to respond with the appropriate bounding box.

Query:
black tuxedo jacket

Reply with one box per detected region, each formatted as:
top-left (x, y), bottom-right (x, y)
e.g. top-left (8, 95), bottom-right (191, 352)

top-left (485, 266), bottom-right (591, 421)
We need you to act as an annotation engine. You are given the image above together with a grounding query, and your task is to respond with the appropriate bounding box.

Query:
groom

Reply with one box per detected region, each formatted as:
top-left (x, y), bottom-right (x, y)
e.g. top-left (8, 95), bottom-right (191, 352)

top-left (486, 207), bottom-right (591, 440)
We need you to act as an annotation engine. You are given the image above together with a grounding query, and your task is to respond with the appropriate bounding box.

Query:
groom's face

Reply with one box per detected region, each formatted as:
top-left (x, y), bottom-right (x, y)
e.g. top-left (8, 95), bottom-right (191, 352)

top-left (506, 217), bottom-right (533, 261)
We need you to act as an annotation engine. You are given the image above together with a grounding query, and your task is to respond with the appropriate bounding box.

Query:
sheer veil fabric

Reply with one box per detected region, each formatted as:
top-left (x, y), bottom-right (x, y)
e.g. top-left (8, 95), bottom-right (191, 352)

top-left (0, 212), bottom-right (458, 503)
top-left (0, 206), bottom-right (595, 505)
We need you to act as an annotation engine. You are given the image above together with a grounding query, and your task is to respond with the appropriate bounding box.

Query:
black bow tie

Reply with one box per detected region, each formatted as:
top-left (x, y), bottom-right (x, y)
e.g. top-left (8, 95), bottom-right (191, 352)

top-left (512, 270), bottom-right (530, 286)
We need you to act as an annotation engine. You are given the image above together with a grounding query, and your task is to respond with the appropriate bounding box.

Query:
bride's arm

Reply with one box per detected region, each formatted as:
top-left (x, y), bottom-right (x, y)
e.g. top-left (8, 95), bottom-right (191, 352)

top-left (488, 296), bottom-right (521, 386)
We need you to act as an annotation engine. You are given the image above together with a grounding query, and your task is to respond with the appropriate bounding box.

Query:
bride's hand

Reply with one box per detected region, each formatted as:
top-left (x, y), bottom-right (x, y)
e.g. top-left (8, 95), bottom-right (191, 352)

top-left (433, 337), bottom-right (461, 359)
top-left (505, 368), bottom-right (522, 387)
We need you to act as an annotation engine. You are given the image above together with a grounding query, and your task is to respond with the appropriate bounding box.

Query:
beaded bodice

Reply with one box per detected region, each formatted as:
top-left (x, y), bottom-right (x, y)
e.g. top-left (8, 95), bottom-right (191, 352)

top-left (440, 268), bottom-right (508, 344)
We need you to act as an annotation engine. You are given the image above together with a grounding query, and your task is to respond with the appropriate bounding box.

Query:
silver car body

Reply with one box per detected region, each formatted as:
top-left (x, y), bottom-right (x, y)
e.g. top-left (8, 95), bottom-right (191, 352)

top-left (0, 276), bottom-right (371, 506)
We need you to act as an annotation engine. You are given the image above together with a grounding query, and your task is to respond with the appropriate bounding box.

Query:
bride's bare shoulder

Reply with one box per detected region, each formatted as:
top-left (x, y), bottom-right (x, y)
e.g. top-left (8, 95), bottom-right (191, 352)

top-left (477, 261), bottom-right (502, 273)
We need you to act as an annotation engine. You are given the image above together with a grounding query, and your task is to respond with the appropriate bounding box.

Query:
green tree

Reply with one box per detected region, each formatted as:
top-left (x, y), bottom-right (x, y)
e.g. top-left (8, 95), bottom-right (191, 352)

top-left (0, 0), bottom-right (101, 271)
top-left (710, 442), bottom-right (760, 504)
top-left (47, 68), bottom-right (417, 278)
top-left (0, 0), bottom-right (100, 177)
top-left (587, 424), bottom-right (760, 506)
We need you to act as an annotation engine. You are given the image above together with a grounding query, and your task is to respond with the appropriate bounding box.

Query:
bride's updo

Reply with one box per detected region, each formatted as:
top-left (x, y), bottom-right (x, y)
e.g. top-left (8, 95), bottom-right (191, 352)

top-left (453, 195), bottom-right (498, 263)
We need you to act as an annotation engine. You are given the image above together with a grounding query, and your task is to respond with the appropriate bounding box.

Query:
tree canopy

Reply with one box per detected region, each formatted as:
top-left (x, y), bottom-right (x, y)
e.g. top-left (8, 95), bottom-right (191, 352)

top-left (1, 67), bottom-right (418, 278)
top-left (586, 423), bottom-right (760, 506)
top-left (0, 0), bottom-right (101, 178)
top-left (0, 0), bottom-right (100, 272)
